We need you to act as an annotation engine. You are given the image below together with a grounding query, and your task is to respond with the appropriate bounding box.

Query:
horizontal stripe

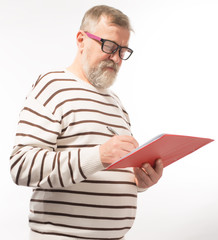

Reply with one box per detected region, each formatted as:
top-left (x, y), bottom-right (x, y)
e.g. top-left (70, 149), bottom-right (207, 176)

top-left (35, 79), bottom-right (77, 99)
top-left (61, 120), bottom-right (128, 133)
top-left (57, 144), bottom-right (97, 149)
top-left (61, 108), bottom-right (125, 121)
top-left (43, 87), bottom-right (112, 107)
top-left (31, 199), bottom-right (137, 209)
top-left (31, 229), bottom-right (124, 240)
top-left (19, 120), bottom-right (59, 135)
top-left (23, 107), bottom-right (61, 123)
top-left (16, 133), bottom-right (56, 145)
top-left (14, 144), bottom-right (55, 151)
top-left (57, 131), bottom-right (112, 140)
top-left (33, 188), bottom-right (137, 198)
top-left (34, 71), bottom-right (65, 87)
top-left (52, 98), bottom-right (118, 115)
top-left (29, 219), bottom-right (131, 231)
top-left (83, 180), bottom-right (136, 186)
top-left (30, 210), bottom-right (135, 221)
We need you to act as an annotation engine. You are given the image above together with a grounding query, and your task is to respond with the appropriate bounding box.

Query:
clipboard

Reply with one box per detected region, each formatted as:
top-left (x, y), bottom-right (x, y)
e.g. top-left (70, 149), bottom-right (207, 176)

top-left (107, 134), bottom-right (214, 169)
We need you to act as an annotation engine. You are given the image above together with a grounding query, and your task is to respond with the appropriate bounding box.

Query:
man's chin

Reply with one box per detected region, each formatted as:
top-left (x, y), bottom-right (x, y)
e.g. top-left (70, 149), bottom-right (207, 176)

top-left (89, 76), bottom-right (116, 89)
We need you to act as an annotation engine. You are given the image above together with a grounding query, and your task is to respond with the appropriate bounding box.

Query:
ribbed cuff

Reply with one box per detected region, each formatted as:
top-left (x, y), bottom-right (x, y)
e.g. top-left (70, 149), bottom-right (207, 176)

top-left (79, 145), bottom-right (105, 178)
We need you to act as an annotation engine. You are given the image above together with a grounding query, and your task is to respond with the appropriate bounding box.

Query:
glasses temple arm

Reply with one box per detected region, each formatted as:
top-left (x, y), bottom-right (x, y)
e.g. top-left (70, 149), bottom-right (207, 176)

top-left (85, 32), bottom-right (102, 42)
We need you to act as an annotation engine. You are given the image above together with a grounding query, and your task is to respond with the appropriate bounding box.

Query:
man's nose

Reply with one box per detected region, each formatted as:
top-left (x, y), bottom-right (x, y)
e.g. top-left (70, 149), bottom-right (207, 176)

top-left (109, 50), bottom-right (121, 64)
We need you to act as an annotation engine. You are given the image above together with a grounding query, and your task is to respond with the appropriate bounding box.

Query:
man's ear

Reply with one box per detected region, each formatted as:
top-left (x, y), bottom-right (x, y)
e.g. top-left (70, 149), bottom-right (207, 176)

top-left (76, 31), bottom-right (85, 53)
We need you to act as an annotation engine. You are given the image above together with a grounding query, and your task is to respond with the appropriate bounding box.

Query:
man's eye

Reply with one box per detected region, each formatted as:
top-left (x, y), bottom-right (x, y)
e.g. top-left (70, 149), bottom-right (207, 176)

top-left (103, 41), bottom-right (118, 53)
top-left (104, 44), bottom-right (113, 51)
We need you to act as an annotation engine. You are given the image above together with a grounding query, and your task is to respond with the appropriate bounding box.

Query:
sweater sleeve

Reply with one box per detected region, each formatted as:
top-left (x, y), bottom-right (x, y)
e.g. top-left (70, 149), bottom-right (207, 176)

top-left (137, 187), bottom-right (148, 193)
top-left (10, 95), bottom-right (104, 189)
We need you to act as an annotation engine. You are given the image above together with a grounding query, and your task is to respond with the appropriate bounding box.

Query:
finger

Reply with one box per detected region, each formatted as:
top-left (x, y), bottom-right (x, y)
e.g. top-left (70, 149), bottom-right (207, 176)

top-left (120, 141), bottom-right (137, 153)
top-left (141, 163), bottom-right (160, 184)
top-left (134, 167), bottom-right (152, 188)
top-left (154, 159), bottom-right (164, 176)
top-left (117, 149), bottom-right (134, 159)
top-left (110, 136), bottom-right (138, 156)
top-left (141, 163), bottom-right (154, 176)
top-left (142, 159), bottom-right (163, 176)
top-left (117, 135), bottom-right (139, 148)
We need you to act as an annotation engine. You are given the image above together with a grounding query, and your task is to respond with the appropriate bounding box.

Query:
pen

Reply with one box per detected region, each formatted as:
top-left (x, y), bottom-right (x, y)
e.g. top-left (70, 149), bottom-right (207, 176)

top-left (106, 126), bottom-right (119, 135)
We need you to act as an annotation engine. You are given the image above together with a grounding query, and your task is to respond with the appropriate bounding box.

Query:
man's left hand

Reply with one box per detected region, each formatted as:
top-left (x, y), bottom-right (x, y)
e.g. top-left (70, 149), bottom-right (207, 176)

top-left (133, 159), bottom-right (163, 189)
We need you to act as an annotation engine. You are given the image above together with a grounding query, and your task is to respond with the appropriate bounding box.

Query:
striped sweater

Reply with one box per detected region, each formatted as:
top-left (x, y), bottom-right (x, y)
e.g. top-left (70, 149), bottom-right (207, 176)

top-left (10, 70), bottom-right (139, 240)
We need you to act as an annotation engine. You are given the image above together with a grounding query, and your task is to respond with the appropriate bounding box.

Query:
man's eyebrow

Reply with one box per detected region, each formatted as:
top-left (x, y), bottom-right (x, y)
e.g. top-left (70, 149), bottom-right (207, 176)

top-left (103, 38), bottom-right (129, 48)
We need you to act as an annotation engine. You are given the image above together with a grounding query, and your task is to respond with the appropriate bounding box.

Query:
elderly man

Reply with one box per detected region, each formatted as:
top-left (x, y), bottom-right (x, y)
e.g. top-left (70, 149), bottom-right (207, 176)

top-left (10, 5), bottom-right (163, 240)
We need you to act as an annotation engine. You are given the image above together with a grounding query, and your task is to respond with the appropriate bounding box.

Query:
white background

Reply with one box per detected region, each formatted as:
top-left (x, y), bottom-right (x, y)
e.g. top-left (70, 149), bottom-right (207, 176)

top-left (0, 0), bottom-right (217, 239)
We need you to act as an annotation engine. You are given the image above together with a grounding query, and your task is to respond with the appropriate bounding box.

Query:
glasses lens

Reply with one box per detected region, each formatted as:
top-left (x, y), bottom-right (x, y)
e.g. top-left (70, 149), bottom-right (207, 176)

top-left (120, 47), bottom-right (133, 60)
top-left (102, 40), bottom-right (133, 60)
top-left (102, 40), bottom-right (118, 54)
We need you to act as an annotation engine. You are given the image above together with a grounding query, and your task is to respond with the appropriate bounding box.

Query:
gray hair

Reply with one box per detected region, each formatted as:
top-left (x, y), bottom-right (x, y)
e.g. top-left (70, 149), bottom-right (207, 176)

top-left (80, 5), bottom-right (133, 32)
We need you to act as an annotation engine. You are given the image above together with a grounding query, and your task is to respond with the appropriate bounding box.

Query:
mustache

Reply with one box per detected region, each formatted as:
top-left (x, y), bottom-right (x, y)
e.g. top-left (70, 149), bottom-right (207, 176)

top-left (99, 60), bottom-right (119, 72)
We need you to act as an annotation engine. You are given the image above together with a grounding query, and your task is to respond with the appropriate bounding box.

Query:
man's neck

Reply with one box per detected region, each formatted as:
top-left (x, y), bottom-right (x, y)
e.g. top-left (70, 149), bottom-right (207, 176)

top-left (66, 59), bottom-right (91, 85)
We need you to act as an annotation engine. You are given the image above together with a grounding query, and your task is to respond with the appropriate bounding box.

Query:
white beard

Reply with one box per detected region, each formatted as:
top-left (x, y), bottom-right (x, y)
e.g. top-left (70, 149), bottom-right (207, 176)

top-left (82, 55), bottom-right (120, 89)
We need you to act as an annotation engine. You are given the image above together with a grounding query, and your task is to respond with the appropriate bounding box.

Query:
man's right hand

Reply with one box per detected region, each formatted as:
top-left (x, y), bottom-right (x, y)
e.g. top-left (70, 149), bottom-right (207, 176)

top-left (99, 135), bottom-right (139, 167)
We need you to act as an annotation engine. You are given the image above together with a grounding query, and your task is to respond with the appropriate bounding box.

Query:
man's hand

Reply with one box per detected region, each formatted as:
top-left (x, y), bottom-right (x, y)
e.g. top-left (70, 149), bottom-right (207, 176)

top-left (134, 159), bottom-right (163, 189)
top-left (100, 135), bottom-right (139, 167)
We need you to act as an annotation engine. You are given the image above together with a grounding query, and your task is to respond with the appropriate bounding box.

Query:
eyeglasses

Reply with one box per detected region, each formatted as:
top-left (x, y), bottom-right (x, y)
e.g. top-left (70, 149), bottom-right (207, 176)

top-left (85, 32), bottom-right (133, 60)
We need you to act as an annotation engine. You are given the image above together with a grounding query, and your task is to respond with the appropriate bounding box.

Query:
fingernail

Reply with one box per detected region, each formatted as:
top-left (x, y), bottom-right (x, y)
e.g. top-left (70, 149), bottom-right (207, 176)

top-left (157, 159), bottom-right (162, 164)
top-left (143, 163), bottom-right (149, 168)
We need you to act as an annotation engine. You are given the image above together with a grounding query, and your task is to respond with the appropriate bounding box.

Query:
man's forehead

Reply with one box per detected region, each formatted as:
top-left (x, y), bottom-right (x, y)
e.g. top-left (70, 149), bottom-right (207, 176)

top-left (93, 16), bottom-right (130, 43)
top-left (94, 16), bottom-right (128, 33)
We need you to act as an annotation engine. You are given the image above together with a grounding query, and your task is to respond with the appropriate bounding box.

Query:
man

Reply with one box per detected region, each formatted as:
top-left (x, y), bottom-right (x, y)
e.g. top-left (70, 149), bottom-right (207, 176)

top-left (10, 5), bottom-right (163, 240)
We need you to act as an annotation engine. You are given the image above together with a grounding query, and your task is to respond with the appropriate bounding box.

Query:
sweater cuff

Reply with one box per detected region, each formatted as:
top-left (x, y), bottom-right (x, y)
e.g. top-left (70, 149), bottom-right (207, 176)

top-left (137, 187), bottom-right (148, 193)
top-left (79, 145), bottom-right (104, 178)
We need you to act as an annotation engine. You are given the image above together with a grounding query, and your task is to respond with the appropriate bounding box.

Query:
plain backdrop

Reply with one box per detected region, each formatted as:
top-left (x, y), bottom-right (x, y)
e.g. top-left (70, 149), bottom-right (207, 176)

top-left (1, 0), bottom-right (217, 239)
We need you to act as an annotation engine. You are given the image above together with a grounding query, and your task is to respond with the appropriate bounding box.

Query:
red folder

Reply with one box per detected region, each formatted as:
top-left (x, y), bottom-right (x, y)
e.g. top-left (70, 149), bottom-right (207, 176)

top-left (107, 134), bottom-right (214, 169)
